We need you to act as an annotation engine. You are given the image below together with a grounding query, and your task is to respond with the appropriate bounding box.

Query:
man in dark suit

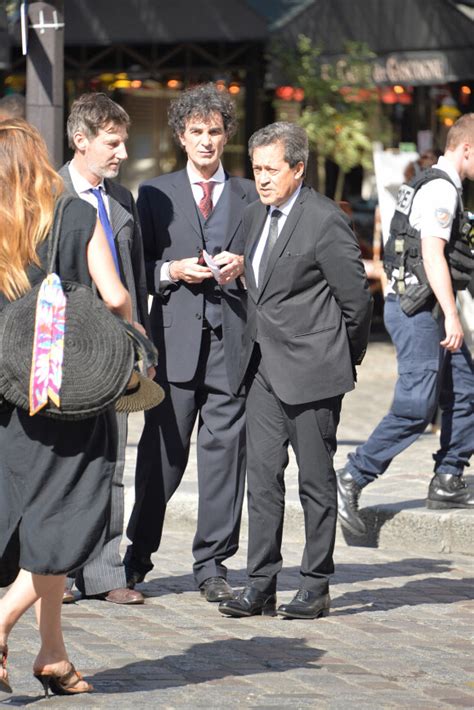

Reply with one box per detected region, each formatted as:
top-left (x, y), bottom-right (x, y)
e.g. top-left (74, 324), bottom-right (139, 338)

top-left (219, 122), bottom-right (372, 619)
top-left (59, 93), bottom-right (151, 605)
top-left (124, 84), bottom-right (258, 602)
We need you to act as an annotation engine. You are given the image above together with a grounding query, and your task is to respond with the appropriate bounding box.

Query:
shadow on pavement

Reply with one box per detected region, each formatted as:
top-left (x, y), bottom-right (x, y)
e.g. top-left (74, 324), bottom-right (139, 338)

top-left (139, 557), bottom-right (455, 598)
top-left (331, 576), bottom-right (474, 615)
top-left (89, 636), bottom-right (326, 693)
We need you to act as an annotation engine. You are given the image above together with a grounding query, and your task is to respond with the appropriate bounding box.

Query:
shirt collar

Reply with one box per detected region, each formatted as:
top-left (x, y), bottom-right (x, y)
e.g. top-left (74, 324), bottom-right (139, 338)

top-left (435, 156), bottom-right (462, 191)
top-left (270, 183), bottom-right (303, 217)
top-left (69, 159), bottom-right (106, 195)
top-left (186, 160), bottom-right (226, 185)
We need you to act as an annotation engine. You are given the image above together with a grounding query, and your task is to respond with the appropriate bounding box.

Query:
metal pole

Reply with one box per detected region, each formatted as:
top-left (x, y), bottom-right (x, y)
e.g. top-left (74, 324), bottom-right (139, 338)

top-left (26, 1), bottom-right (64, 167)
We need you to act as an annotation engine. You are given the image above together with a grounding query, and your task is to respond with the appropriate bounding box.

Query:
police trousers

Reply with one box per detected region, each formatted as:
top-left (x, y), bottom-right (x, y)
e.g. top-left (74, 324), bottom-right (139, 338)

top-left (346, 295), bottom-right (474, 486)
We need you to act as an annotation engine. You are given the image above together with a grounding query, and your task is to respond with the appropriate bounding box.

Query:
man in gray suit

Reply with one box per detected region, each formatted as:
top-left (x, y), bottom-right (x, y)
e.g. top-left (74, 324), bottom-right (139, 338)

top-left (60, 93), bottom-right (150, 605)
top-left (219, 122), bottom-right (372, 619)
top-left (125, 84), bottom-right (257, 602)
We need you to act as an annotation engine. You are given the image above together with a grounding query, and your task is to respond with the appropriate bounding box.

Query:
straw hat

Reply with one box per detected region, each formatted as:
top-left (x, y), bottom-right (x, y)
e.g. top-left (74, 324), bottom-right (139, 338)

top-left (115, 370), bottom-right (165, 414)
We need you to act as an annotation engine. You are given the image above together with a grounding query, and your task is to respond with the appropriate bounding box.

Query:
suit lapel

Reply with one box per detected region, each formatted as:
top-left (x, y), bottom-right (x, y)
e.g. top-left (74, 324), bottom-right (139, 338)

top-left (258, 186), bottom-right (307, 297)
top-left (104, 180), bottom-right (132, 238)
top-left (171, 169), bottom-right (202, 240)
top-left (59, 163), bottom-right (77, 196)
top-left (221, 177), bottom-right (247, 251)
top-left (245, 203), bottom-right (268, 296)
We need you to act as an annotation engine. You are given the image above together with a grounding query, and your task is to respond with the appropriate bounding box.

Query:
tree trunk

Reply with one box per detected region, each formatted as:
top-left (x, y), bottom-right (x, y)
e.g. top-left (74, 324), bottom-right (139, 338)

top-left (317, 154), bottom-right (326, 196)
top-left (334, 166), bottom-right (346, 204)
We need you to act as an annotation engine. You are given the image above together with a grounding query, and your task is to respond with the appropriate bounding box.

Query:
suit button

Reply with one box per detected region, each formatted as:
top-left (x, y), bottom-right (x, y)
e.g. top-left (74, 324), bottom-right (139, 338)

top-left (195, 313), bottom-right (202, 320)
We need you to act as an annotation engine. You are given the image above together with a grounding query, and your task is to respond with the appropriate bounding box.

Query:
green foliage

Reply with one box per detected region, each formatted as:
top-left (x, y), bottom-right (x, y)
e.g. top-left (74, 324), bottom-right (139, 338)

top-left (272, 34), bottom-right (391, 199)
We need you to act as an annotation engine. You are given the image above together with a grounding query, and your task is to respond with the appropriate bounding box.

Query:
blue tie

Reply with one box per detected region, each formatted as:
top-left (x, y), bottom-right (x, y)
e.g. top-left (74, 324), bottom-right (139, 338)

top-left (90, 187), bottom-right (120, 274)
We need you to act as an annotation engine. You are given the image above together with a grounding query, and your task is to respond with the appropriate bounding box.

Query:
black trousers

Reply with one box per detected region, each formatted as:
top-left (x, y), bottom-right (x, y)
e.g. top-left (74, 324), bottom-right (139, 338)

top-left (126, 327), bottom-right (246, 587)
top-left (246, 347), bottom-right (342, 595)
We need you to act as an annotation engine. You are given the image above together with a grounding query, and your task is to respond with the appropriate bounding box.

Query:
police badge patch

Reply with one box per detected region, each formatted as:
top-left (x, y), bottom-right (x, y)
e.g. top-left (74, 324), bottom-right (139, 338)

top-left (435, 208), bottom-right (452, 229)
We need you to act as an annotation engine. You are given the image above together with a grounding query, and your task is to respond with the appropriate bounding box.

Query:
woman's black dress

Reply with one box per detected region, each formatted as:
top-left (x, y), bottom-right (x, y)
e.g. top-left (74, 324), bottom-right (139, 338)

top-left (0, 199), bottom-right (117, 586)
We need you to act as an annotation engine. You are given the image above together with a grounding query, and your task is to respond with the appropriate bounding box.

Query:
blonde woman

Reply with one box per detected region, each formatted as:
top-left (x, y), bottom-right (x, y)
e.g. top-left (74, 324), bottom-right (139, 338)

top-left (0, 119), bottom-right (131, 697)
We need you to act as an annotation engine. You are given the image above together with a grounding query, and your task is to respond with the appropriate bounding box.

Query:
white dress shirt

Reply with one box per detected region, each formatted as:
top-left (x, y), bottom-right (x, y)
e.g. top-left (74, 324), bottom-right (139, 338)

top-left (68, 159), bottom-right (111, 218)
top-left (251, 184), bottom-right (302, 287)
top-left (161, 161), bottom-right (226, 286)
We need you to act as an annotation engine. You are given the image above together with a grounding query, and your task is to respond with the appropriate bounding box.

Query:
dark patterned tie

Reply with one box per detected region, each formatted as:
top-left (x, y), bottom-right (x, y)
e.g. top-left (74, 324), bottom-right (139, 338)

top-left (258, 209), bottom-right (282, 287)
top-left (196, 181), bottom-right (215, 220)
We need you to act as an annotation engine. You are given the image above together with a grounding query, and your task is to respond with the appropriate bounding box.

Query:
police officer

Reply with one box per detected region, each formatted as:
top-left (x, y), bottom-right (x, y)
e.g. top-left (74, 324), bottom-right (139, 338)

top-left (337, 113), bottom-right (474, 536)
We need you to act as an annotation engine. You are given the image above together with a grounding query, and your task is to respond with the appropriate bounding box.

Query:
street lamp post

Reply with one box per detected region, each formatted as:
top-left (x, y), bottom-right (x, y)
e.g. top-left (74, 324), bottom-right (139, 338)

top-left (26, 1), bottom-right (64, 167)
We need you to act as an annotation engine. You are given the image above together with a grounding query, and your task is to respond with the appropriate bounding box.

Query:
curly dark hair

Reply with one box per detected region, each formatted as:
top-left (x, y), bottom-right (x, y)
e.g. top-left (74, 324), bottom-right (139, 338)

top-left (168, 83), bottom-right (238, 144)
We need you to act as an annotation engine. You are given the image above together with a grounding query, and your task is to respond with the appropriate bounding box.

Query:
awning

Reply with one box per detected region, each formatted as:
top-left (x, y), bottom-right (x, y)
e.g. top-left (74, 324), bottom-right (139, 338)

top-left (63, 0), bottom-right (268, 45)
top-left (270, 0), bottom-right (474, 84)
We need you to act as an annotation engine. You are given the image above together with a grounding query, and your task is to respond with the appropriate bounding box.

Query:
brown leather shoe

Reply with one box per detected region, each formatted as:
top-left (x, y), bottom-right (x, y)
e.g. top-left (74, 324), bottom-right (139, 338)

top-left (104, 588), bottom-right (144, 604)
top-left (83, 588), bottom-right (145, 605)
top-left (62, 588), bottom-right (75, 604)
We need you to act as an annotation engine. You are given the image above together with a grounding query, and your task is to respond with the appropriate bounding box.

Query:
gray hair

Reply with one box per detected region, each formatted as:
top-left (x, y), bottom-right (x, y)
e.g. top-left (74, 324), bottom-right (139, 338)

top-left (67, 93), bottom-right (130, 149)
top-left (0, 94), bottom-right (26, 119)
top-left (248, 122), bottom-right (309, 169)
top-left (168, 83), bottom-right (237, 144)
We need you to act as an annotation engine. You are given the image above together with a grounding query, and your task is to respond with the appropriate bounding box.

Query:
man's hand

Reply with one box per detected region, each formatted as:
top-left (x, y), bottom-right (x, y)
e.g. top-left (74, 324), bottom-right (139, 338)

top-left (421, 236), bottom-right (464, 351)
top-left (169, 258), bottom-right (213, 284)
top-left (440, 312), bottom-right (464, 352)
top-left (132, 321), bottom-right (146, 336)
top-left (213, 251), bottom-right (244, 285)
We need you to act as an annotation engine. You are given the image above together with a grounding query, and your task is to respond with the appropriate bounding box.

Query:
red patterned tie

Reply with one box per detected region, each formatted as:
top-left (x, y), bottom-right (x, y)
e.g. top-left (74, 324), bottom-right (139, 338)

top-left (197, 181), bottom-right (215, 220)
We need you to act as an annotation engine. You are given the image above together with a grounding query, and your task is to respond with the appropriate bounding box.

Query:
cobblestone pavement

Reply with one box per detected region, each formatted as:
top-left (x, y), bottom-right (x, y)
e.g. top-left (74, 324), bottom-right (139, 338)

top-left (1, 536), bottom-right (473, 708)
top-left (1, 339), bottom-right (473, 708)
top-left (125, 339), bottom-right (474, 554)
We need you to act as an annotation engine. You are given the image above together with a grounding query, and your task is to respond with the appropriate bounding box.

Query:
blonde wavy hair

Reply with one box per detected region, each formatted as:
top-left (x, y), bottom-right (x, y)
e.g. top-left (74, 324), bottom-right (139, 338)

top-left (0, 118), bottom-right (64, 300)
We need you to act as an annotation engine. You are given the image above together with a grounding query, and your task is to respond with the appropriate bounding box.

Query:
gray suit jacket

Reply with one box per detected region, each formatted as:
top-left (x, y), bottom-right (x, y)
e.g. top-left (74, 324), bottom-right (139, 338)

top-left (137, 169), bottom-right (258, 394)
top-left (59, 164), bottom-right (150, 335)
top-left (240, 185), bottom-right (373, 405)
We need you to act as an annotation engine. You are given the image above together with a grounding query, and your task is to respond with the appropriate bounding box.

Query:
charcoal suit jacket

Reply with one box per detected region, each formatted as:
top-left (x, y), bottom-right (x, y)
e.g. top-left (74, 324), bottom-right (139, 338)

top-left (240, 185), bottom-right (373, 405)
top-left (137, 169), bottom-right (257, 394)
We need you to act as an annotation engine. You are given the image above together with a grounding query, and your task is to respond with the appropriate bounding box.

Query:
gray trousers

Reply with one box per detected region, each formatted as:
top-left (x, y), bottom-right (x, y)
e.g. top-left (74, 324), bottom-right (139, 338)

top-left (126, 328), bottom-right (246, 587)
top-left (67, 412), bottom-right (128, 595)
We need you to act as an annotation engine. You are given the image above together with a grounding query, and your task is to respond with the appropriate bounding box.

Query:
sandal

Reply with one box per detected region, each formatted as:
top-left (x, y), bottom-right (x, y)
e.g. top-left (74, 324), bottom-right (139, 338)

top-left (33, 662), bottom-right (93, 697)
top-left (0, 644), bottom-right (12, 694)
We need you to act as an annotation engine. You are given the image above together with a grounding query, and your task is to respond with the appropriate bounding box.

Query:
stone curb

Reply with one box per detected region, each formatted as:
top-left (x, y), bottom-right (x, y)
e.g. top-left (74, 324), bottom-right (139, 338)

top-left (164, 495), bottom-right (474, 556)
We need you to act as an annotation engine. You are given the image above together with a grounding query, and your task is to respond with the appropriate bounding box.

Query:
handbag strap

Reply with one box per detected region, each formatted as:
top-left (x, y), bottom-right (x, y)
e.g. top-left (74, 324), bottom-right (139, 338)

top-left (46, 194), bottom-right (76, 275)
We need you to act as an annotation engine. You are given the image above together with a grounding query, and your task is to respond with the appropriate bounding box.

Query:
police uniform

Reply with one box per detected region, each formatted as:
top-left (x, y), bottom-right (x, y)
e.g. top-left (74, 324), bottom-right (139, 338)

top-left (337, 156), bottom-right (474, 533)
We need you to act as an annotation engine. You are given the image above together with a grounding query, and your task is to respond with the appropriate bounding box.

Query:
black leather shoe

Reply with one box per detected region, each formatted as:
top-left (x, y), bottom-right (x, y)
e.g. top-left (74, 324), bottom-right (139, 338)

top-left (277, 589), bottom-right (330, 619)
top-left (427, 473), bottom-right (474, 509)
top-left (336, 468), bottom-right (367, 536)
top-left (125, 567), bottom-right (146, 589)
top-left (123, 547), bottom-right (153, 588)
top-left (218, 585), bottom-right (276, 617)
top-left (200, 577), bottom-right (234, 602)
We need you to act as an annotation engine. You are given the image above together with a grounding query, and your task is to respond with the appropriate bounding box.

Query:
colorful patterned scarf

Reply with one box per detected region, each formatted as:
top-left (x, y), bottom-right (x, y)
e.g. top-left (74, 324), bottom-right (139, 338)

top-left (29, 274), bottom-right (66, 415)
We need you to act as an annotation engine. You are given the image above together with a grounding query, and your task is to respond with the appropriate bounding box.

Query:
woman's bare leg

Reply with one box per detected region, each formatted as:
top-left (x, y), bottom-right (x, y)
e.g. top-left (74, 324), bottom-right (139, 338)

top-left (0, 570), bottom-right (61, 684)
top-left (0, 571), bottom-right (88, 690)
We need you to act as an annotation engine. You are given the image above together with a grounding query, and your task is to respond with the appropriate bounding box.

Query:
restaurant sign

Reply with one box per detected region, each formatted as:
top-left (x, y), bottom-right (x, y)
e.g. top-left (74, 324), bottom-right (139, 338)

top-left (373, 52), bottom-right (449, 86)
top-left (323, 51), bottom-right (452, 87)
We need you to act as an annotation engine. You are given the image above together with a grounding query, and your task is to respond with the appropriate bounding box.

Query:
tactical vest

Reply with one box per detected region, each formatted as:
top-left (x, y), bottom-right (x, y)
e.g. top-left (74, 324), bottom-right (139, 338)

top-left (383, 168), bottom-right (474, 315)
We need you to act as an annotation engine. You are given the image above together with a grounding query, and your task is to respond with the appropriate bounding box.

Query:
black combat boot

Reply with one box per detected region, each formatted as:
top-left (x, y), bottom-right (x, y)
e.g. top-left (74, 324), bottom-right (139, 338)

top-left (427, 473), bottom-right (474, 509)
top-left (336, 468), bottom-right (367, 536)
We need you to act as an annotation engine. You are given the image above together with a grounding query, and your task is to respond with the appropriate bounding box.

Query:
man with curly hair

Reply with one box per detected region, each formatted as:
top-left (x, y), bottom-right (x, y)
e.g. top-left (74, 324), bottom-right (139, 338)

top-left (125, 84), bottom-right (257, 602)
